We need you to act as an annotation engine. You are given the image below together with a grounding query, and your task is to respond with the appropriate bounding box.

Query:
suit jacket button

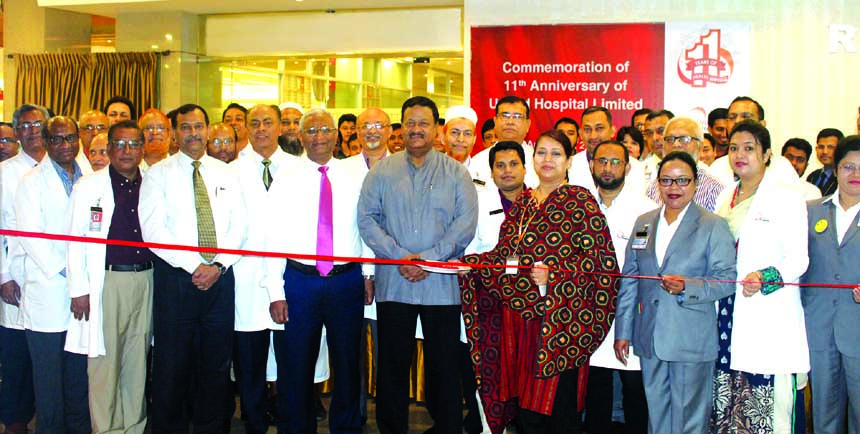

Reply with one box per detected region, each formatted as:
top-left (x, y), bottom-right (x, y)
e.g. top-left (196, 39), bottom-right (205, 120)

top-left (653, 299), bottom-right (659, 304)
top-left (835, 274), bottom-right (841, 281)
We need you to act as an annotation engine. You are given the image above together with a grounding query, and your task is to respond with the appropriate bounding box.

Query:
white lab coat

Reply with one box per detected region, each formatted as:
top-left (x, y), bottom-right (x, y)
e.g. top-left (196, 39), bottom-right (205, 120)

top-left (0, 152), bottom-right (41, 329)
top-left (464, 185), bottom-right (507, 256)
top-left (588, 182), bottom-right (658, 371)
top-left (14, 158), bottom-right (91, 332)
top-left (715, 171), bottom-right (810, 375)
top-left (230, 148), bottom-right (298, 332)
top-left (64, 169), bottom-right (116, 356)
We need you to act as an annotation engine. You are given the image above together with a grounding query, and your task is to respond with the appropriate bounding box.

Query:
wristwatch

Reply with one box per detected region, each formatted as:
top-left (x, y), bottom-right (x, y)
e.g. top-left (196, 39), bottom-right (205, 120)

top-left (213, 262), bottom-right (227, 275)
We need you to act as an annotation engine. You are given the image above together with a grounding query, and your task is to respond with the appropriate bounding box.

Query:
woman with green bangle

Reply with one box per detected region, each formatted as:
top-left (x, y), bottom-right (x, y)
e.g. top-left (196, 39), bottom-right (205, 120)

top-left (710, 120), bottom-right (811, 433)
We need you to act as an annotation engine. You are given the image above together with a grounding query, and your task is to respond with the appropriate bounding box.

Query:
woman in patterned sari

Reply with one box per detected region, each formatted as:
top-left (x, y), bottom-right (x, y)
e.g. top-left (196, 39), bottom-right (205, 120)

top-left (710, 120), bottom-right (810, 433)
top-left (459, 129), bottom-right (619, 434)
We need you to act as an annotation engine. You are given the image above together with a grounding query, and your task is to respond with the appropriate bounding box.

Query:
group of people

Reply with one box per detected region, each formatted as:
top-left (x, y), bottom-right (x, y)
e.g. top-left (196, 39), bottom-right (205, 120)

top-left (0, 91), bottom-right (857, 434)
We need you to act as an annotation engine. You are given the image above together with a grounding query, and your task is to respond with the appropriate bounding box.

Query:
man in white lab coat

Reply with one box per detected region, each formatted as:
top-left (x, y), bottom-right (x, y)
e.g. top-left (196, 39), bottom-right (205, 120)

top-left (65, 120), bottom-right (154, 434)
top-left (0, 104), bottom-right (50, 434)
top-left (15, 116), bottom-right (92, 434)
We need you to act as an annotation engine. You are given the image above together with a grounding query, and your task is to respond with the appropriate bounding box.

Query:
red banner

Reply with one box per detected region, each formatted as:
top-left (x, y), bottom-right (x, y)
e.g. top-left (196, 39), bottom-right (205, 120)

top-left (471, 23), bottom-right (665, 146)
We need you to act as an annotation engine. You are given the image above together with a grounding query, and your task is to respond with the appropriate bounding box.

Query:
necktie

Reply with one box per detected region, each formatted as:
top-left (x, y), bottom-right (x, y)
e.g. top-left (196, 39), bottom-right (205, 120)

top-left (192, 161), bottom-right (218, 262)
top-left (316, 166), bottom-right (333, 276)
top-left (817, 171), bottom-right (828, 188)
top-left (262, 159), bottom-right (273, 191)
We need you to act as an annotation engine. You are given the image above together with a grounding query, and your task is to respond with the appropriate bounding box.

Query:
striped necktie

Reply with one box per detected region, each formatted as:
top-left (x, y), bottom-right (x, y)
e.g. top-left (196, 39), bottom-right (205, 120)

top-left (262, 159), bottom-right (273, 190)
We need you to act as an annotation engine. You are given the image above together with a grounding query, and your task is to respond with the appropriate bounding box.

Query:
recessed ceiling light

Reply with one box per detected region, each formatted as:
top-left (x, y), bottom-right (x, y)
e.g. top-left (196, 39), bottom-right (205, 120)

top-left (165, 33), bottom-right (173, 41)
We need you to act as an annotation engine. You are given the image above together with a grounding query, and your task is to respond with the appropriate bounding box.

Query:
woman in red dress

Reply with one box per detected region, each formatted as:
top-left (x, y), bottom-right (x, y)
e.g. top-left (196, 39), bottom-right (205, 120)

top-left (460, 129), bottom-right (619, 434)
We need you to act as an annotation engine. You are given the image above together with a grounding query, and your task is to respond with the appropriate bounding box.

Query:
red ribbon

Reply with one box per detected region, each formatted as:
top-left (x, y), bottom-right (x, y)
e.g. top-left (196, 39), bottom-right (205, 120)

top-left (1, 229), bottom-right (855, 289)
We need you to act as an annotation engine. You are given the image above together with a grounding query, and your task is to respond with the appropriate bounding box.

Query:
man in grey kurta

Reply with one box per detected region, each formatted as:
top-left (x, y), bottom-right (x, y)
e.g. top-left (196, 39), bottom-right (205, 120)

top-left (358, 96), bottom-right (478, 434)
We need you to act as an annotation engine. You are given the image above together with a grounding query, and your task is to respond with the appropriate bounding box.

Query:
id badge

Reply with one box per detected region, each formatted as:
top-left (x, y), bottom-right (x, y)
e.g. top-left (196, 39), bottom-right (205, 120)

top-left (505, 255), bottom-right (519, 275)
top-left (89, 207), bottom-right (103, 232)
top-left (631, 236), bottom-right (648, 250)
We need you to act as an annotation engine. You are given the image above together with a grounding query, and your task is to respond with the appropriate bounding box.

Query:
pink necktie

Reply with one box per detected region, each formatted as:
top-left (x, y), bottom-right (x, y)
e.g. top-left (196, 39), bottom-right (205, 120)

top-left (316, 166), bottom-right (333, 276)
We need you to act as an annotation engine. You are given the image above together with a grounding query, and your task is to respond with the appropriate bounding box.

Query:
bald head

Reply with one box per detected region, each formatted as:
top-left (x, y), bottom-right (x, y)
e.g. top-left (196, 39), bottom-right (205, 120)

top-left (79, 109), bottom-right (109, 151)
top-left (247, 104), bottom-right (281, 158)
top-left (357, 107), bottom-right (391, 151)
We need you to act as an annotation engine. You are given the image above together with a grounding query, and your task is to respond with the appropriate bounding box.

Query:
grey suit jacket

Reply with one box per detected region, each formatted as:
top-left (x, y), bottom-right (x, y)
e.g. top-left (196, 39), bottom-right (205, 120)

top-left (802, 197), bottom-right (860, 358)
top-left (615, 203), bottom-right (737, 362)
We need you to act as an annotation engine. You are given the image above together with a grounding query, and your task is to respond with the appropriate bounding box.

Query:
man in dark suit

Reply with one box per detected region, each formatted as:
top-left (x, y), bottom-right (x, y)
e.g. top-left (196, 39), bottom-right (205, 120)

top-left (802, 134), bottom-right (860, 434)
top-left (807, 128), bottom-right (844, 196)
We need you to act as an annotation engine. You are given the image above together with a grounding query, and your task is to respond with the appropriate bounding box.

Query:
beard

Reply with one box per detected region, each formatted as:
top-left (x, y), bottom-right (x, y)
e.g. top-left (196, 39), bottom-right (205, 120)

top-left (279, 136), bottom-right (303, 156)
top-left (591, 172), bottom-right (624, 190)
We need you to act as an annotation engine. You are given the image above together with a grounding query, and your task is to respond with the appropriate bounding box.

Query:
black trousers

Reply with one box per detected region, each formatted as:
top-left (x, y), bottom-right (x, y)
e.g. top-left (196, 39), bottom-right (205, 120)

top-left (375, 302), bottom-right (462, 434)
top-left (584, 367), bottom-right (648, 434)
top-left (517, 368), bottom-right (582, 434)
top-left (233, 330), bottom-right (271, 434)
top-left (150, 260), bottom-right (235, 434)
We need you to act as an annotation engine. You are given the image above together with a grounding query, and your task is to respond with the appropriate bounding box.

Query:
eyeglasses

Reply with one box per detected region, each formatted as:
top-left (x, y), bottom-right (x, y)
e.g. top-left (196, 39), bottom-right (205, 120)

top-left (448, 129), bottom-right (474, 139)
top-left (838, 163), bottom-right (860, 174)
top-left (497, 112), bottom-right (526, 121)
top-left (145, 125), bottom-right (167, 133)
top-left (46, 134), bottom-right (79, 145)
top-left (657, 177), bottom-right (693, 187)
top-left (596, 157), bottom-right (623, 168)
top-left (0, 137), bottom-right (18, 145)
top-left (16, 121), bottom-right (42, 131)
top-left (727, 112), bottom-right (756, 121)
top-left (82, 124), bottom-right (108, 133)
top-left (303, 126), bottom-right (337, 136)
top-left (361, 122), bottom-right (390, 131)
top-left (209, 138), bottom-right (234, 147)
top-left (664, 135), bottom-right (700, 145)
top-left (110, 139), bottom-right (143, 150)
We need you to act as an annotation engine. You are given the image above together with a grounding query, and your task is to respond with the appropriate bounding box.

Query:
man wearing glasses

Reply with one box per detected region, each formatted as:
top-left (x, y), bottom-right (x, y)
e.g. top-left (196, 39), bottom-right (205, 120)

top-left (0, 123), bottom-right (19, 163)
top-left (138, 109), bottom-right (172, 172)
top-left (471, 95), bottom-right (538, 188)
top-left (0, 104), bottom-right (50, 434)
top-left (645, 116), bottom-right (725, 211)
top-left (571, 105), bottom-right (648, 195)
top-left (207, 122), bottom-right (239, 163)
top-left (14, 116), bottom-right (93, 434)
top-left (66, 120), bottom-right (154, 434)
top-left (585, 140), bottom-right (655, 434)
top-left (79, 110), bottom-right (109, 155)
top-left (264, 108), bottom-right (373, 434)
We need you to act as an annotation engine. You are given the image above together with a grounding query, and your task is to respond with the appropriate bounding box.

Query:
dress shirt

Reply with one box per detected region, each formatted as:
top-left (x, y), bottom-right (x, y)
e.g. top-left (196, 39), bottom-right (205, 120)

top-left (358, 150), bottom-right (478, 305)
top-left (139, 152), bottom-right (246, 274)
top-left (589, 182), bottom-right (657, 371)
top-left (51, 159), bottom-right (83, 196)
top-left (105, 166), bottom-right (155, 265)
top-left (471, 142), bottom-right (539, 188)
top-left (0, 151), bottom-right (40, 329)
top-left (829, 190), bottom-right (860, 245)
top-left (231, 147), bottom-right (298, 331)
top-left (655, 204), bottom-right (691, 268)
top-left (641, 152), bottom-right (660, 183)
top-left (262, 155), bottom-right (374, 302)
top-left (647, 164), bottom-right (725, 212)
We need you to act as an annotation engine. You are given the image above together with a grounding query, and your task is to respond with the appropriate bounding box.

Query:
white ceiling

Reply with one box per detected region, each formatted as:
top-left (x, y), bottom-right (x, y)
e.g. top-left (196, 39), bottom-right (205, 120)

top-left (38, 0), bottom-right (462, 17)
